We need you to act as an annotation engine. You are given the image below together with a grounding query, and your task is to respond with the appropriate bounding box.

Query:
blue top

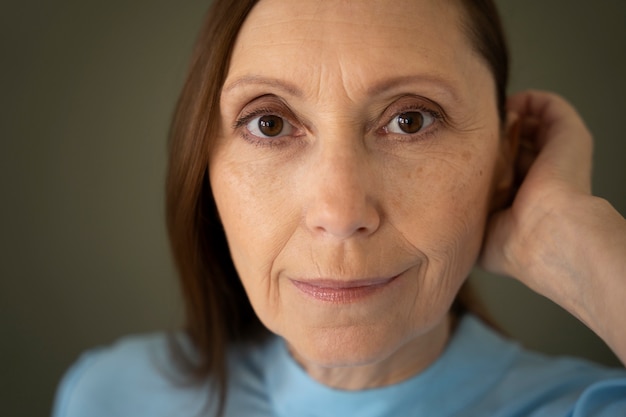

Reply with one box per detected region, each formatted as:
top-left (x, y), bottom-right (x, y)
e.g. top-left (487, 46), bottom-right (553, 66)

top-left (52, 315), bottom-right (626, 416)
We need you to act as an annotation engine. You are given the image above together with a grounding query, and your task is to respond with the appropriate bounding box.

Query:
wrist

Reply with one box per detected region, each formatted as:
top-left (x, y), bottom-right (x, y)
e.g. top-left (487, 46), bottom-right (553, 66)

top-left (510, 193), bottom-right (626, 358)
top-left (507, 193), bottom-right (607, 320)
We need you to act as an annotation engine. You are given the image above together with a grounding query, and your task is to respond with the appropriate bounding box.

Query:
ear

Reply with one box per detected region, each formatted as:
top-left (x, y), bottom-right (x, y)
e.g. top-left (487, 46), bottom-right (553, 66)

top-left (490, 111), bottom-right (520, 211)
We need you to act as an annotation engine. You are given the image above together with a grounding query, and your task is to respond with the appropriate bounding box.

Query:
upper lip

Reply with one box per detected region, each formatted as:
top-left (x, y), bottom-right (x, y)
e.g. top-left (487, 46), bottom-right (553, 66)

top-left (290, 275), bottom-right (400, 289)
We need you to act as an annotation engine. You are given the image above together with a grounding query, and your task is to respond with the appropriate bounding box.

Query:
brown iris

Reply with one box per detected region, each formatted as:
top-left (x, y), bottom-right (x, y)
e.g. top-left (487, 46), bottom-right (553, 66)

top-left (258, 115), bottom-right (284, 137)
top-left (396, 112), bottom-right (424, 134)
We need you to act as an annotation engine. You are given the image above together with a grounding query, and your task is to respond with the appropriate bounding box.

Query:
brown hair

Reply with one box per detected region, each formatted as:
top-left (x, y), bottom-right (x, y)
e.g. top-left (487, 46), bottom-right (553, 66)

top-left (166, 0), bottom-right (509, 412)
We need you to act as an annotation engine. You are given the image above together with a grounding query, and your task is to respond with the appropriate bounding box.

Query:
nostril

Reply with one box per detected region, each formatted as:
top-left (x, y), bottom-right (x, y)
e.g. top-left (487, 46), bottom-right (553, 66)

top-left (305, 204), bottom-right (380, 239)
top-left (303, 153), bottom-right (381, 239)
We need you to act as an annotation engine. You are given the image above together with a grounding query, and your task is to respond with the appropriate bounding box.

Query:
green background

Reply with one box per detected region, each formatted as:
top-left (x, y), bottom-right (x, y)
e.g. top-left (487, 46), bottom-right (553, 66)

top-left (1, 1), bottom-right (625, 416)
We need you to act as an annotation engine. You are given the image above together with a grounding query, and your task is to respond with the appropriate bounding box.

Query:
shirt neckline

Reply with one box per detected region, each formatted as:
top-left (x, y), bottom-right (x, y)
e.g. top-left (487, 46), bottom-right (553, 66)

top-left (264, 314), bottom-right (519, 416)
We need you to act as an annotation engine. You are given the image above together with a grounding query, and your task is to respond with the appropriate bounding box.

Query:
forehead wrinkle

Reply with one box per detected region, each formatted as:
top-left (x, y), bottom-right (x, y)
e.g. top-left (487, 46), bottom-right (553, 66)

top-left (366, 75), bottom-right (462, 105)
top-left (226, 0), bottom-right (494, 121)
top-left (222, 75), bottom-right (303, 98)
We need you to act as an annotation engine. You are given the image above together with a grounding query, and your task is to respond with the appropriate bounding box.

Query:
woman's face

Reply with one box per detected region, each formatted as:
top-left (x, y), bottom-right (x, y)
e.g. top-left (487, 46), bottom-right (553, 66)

top-left (211, 0), bottom-right (510, 381)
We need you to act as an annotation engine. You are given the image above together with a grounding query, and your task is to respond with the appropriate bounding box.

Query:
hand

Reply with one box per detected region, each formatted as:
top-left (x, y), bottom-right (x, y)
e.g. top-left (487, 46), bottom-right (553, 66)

top-left (480, 90), bottom-right (626, 363)
top-left (481, 90), bottom-right (594, 288)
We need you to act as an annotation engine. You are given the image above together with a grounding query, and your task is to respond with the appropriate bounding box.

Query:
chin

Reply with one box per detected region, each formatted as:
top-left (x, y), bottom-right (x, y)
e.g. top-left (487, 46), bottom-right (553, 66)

top-left (289, 323), bottom-right (416, 369)
top-left (282, 307), bottom-right (452, 381)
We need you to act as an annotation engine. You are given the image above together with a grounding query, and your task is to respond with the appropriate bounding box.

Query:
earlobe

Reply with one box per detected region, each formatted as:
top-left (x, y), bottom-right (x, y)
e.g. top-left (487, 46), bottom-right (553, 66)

top-left (490, 111), bottom-right (521, 211)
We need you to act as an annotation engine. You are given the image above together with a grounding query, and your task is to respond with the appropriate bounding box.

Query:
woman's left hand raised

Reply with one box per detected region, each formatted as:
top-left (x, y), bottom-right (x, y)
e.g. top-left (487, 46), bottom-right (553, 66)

top-left (480, 90), bottom-right (626, 364)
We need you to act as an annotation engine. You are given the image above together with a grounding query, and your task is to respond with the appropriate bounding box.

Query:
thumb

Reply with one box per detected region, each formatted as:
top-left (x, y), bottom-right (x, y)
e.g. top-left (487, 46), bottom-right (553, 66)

top-left (480, 207), bottom-right (517, 278)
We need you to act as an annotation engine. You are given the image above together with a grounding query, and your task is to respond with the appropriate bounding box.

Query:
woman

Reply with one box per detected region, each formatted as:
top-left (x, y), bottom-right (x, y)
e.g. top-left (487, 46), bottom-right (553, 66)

top-left (53, 0), bottom-right (626, 416)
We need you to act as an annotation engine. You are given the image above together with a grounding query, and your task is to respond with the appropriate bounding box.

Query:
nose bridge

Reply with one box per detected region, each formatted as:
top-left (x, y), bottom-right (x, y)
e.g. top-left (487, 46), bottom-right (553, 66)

top-left (318, 131), bottom-right (362, 187)
top-left (317, 140), bottom-right (364, 206)
top-left (304, 126), bottom-right (380, 239)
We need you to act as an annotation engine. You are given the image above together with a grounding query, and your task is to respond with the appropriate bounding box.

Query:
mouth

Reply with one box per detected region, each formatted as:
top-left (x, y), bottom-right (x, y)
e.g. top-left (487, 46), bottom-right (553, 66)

top-left (289, 274), bottom-right (402, 303)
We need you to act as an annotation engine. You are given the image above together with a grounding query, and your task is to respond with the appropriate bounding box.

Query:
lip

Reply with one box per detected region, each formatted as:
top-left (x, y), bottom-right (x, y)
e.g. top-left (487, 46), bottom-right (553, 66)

top-left (290, 274), bottom-right (401, 303)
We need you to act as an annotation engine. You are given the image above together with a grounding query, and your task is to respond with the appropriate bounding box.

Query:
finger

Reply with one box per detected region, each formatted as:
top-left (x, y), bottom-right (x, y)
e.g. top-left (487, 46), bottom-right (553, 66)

top-left (507, 91), bottom-right (593, 193)
top-left (515, 117), bottom-right (540, 184)
top-left (518, 117), bottom-right (541, 146)
top-left (480, 208), bottom-right (517, 277)
top-left (515, 143), bottom-right (537, 186)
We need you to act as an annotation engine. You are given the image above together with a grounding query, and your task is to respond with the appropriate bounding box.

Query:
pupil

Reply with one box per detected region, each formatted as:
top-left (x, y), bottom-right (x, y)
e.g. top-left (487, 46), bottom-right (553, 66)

top-left (259, 115), bottom-right (283, 137)
top-left (397, 112), bottom-right (424, 134)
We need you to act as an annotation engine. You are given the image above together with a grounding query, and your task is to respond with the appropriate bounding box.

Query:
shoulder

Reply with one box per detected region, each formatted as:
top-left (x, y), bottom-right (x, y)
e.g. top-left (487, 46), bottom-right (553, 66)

top-left (51, 333), bottom-right (214, 417)
top-left (52, 332), bottom-right (280, 417)
top-left (457, 316), bottom-right (626, 416)
top-left (500, 347), bottom-right (626, 416)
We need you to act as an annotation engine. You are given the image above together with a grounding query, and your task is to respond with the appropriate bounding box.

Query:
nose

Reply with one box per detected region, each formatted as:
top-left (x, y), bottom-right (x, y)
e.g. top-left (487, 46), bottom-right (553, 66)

top-left (304, 140), bottom-right (381, 239)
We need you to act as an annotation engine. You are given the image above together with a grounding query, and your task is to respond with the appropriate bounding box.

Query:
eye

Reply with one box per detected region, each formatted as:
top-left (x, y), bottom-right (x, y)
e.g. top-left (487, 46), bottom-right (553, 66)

top-left (246, 114), bottom-right (295, 138)
top-left (385, 111), bottom-right (435, 135)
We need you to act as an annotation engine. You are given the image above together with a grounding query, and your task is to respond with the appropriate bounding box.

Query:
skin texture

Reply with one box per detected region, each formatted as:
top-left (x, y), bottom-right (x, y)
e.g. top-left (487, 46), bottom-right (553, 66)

top-left (210, 0), bottom-right (515, 388)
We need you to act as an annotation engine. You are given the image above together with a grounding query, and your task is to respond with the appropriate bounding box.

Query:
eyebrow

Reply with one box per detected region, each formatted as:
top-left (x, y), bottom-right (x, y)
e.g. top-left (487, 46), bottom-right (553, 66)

top-left (222, 74), bottom-right (460, 103)
top-left (367, 75), bottom-right (460, 103)
top-left (222, 75), bottom-right (303, 97)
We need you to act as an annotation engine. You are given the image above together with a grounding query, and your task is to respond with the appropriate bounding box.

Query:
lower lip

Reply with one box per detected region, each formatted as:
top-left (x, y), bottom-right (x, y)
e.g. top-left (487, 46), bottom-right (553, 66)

top-left (290, 275), bottom-right (401, 303)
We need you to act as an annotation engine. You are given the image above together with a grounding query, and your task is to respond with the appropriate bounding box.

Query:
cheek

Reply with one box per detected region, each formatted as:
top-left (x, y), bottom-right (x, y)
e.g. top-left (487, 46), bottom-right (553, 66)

top-left (210, 130), bottom-right (501, 338)
top-left (209, 152), bottom-right (299, 321)
top-left (212, 153), bottom-right (293, 246)
top-left (387, 145), bottom-right (497, 272)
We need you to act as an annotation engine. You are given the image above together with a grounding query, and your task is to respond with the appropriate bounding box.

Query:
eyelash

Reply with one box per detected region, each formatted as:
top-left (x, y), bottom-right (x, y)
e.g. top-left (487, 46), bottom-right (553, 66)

top-left (233, 101), bottom-right (445, 147)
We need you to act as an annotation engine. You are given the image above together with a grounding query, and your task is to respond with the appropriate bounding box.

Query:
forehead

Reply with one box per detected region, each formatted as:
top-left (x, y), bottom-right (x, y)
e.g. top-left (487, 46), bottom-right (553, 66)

top-left (225, 0), bottom-right (491, 104)
top-left (240, 0), bottom-right (461, 42)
